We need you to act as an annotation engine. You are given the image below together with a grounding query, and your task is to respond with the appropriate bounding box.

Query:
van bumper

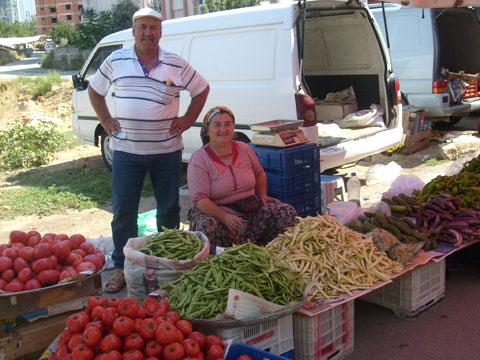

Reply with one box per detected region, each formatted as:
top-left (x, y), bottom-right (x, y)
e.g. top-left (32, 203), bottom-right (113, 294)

top-left (407, 93), bottom-right (480, 118)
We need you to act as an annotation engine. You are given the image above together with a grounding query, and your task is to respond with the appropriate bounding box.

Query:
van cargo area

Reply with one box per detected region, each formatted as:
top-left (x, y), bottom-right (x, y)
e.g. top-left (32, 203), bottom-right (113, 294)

top-left (303, 9), bottom-right (391, 148)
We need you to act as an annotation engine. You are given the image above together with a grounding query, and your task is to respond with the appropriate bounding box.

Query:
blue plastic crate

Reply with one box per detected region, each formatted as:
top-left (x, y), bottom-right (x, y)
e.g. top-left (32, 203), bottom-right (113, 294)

top-left (226, 343), bottom-right (291, 360)
top-left (270, 190), bottom-right (320, 217)
top-left (251, 143), bottom-right (319, 171)
top-left (266, 167), bottom-right (319, 195)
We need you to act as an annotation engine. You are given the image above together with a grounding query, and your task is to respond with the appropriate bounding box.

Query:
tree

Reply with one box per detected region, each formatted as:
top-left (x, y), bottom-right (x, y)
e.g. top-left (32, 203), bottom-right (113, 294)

top-left (0, 19), bottom-right (36, 37)
top-left (51, 22), bottom-right (79, 46)
top-left (205, 0), bottom-right (259, 12)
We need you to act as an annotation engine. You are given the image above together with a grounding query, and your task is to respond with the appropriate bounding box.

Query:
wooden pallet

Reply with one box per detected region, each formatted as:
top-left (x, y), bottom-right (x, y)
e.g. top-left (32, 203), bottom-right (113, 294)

top-left (402, 128), bottom-right (431, 155)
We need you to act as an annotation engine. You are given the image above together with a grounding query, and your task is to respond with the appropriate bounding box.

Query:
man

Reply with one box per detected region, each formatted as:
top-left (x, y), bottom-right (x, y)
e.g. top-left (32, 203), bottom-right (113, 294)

top-left (88, 7), bottom-right (209, 292)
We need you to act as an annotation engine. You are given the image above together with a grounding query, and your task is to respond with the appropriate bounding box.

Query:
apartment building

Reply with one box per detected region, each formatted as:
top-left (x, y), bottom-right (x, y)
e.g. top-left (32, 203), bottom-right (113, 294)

top-left (0, 0), bottom-right (19, 23)
top-left (35, 0), bottom-right (84, 35)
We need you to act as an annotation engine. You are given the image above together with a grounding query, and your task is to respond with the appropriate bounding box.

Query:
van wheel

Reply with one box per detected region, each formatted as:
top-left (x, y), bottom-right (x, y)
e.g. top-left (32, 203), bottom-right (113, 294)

top-left (100, 130), bottom-right (113, 171)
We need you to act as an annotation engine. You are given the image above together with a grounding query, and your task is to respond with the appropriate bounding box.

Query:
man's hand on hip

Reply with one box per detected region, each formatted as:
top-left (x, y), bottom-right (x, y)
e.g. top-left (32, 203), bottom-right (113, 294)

top-left (169, 116), bottom-right (192, 136)
top-left (103, 117), bottom-right (121, 136)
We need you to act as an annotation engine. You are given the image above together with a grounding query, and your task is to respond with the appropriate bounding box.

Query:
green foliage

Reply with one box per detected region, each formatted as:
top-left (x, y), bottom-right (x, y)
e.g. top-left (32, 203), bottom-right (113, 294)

top-left (0, 49), bottom-right (18, 65)
top-left (15, 72), bottom-right (62, 99)
top-left (51, 21), bottom-right (79, 46)
top-left (0, 121), bottom-right (65, 170)
top-left (0, 20), bottom-right (36, 37)
top-left (41, 52), bottom-right (54, 68)
top-left (205, 0), bottom-right (259, 12)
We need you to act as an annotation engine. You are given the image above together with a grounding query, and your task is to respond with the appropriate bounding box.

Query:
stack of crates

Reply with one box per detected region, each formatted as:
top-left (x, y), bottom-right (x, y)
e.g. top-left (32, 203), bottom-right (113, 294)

top-left (250, 143), bottom-right (320, 217)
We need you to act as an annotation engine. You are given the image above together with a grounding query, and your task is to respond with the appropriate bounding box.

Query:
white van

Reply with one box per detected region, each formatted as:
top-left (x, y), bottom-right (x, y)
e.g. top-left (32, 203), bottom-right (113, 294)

top-left (71, 0), bottom-right (403, 170)
top-left (370, 4), bottom-right (480, 123)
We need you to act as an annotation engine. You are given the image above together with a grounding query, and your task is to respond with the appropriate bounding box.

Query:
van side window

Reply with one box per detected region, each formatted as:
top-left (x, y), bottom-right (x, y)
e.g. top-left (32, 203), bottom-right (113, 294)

top-left (84, 44), bottom-right (122, 79)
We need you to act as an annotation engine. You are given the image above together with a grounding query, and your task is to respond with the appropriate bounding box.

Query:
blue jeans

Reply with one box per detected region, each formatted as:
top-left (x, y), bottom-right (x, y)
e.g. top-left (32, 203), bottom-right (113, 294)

top-left (111, 150), bottom-right (181, 268)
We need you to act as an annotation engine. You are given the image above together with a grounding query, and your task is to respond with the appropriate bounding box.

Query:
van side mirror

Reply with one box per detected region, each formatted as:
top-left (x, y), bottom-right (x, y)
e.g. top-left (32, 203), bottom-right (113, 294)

top-left (72, 74), bottom-right (88, 90)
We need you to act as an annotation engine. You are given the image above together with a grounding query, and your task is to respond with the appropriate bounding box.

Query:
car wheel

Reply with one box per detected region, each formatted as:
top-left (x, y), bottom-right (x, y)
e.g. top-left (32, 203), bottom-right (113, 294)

top-left (100, 130), bottom-right (113, 171)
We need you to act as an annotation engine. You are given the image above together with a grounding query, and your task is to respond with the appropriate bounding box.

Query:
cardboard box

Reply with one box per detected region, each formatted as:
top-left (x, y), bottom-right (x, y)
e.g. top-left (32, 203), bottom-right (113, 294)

top-left (315, 101), bottom-right (358, 123)
top-left (402, 105), bottom-right (426, 135)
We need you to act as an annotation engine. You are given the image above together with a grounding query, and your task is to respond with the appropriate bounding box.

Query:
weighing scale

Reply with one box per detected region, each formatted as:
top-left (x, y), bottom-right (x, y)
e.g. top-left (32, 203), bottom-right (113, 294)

top-left (250, 120), bottom-right (308, 147)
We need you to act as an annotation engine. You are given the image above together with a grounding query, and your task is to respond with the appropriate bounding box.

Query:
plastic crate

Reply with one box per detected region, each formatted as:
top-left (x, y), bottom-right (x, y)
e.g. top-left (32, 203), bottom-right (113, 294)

top-left (266, 167), bottom-right (319, 195)
top-left (293, 301), bottom-right (354, 360)
top-left (215, 315), bottom-right (294, 355)
top-left (226, 343), bottom-right (291, 360)
top-left (464, 79), bottom-right (478, 99)
top-left (363, 259), bottom-right (445, 317)
top-left (251, 143), bottom-right (319, 171)
top-left (269, 190), bottom-right (320, 217)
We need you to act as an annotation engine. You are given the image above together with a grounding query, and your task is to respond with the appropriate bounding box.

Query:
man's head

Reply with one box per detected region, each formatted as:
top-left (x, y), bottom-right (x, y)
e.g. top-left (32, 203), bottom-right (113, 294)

top-left (132, 7), bottom-right (163, 55)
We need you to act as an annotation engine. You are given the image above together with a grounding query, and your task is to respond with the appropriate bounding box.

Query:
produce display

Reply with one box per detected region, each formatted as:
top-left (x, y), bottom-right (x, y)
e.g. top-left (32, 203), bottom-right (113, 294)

top-left (0, 230), bottom-right (105, 293)
top-left (266, 215), bottom-right (403, 300)
top-left (414, 155), bottom-right (480, 208)
top-left (367, 228), bottom-right (422, 265)
top-left (386, 193), bottom-right (480, 246)
top-left (164, 243), bottom-right (305, 319)
top-left (48, 295), bottom-right (226, 360)
top-left (139, 228), bottom-right (203, 260)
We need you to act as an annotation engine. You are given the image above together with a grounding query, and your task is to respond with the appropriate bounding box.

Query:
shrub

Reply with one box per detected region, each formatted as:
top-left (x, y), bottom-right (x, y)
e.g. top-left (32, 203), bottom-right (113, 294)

top-left (14, 72), bottom-right (62, 99)
top-left (41, 52), bottom-right (54, 69)
top-left (0, 121), bottom-right (64, 170)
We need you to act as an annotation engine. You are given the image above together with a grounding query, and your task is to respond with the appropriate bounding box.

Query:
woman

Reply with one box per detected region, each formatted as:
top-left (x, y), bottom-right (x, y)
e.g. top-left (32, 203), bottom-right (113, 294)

top-left (187, 106), bottom-right (297, 250)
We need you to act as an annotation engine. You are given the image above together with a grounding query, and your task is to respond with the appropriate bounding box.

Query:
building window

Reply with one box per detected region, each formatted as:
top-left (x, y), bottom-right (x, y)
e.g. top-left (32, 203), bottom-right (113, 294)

top-left (52, 17), bottom-right (57, 23)
top-left (50, 7), bottom-right (56, 13)
top-left (66, 4), bottom-right (71, 10)
top-left (79, 15), bottom-right (82, 21)
top-left (67, 14), bottom-right (72, 20)
top-left (78, 5), bottom-right (83, 11)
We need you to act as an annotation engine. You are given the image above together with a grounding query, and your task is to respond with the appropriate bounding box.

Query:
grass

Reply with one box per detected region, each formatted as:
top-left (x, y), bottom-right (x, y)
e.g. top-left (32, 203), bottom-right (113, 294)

top-left (424, 158), bottom-right (449, 166)
top-left (14, 72), bottom-right (62, 99)
top-left (0, 164), bottom-right (154, 220)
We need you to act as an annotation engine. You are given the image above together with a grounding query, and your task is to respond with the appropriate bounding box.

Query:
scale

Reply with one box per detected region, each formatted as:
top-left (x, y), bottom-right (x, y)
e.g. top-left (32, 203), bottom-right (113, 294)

top-left (250, 120), bottom-right (308, 147)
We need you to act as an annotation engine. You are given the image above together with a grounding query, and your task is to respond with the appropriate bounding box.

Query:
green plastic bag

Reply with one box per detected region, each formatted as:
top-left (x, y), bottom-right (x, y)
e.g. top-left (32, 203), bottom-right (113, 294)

top-left (137, 209), bottom-right (158, 236)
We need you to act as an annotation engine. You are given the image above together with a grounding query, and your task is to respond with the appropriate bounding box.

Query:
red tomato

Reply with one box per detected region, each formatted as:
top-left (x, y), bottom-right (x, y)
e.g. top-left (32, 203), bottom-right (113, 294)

top-left (145, 339), bottom-right (163, 357)
top-left (173, 328), bottom-right (184, 343)
top-left (85, 320), bottom-right (103, 331)
top-left (17, 267), bottom-right (33, 283)
top-left (41, 233), bottom-right (56, 244)
top-left (99, 333), bottom-right (122, 352)
top-left (72, 248), bottom-right (87, 258)
top-left (3, 248), bottom-right (18, 260)
top-left (11, 242), bottom-right (24, 249)
top-left (108, 298), bottom-right (120, 308)
top-left (83, 325), bottom-right (102, 347)
top-left (176, 319), bottom-right (193, 337)
top-left (69, 234), bottom-right (86, 249)
top-left (68, 333), bottom-right (84, 352)
top-left (237, 355), bottom-right (254, 360)
top-left (76, 261), bottom-right (96, 273)
top-left (59, 329), bottom-right (73, 345)
top-left (207, 344), bottom-right (224, 360)
top-left (32, 258), bottom-right (53, 274)
top-left (35, 243), bottom-right (53, 259)
top-left (13, 257), bottom-right (29, 273)
top-left (71, 343), bottom-right (94, 360)
top-left (1, 269), bottom-right (15, 282)
top-left (155, 321), bottom-right (178, 345)
top-left (90, 305), bottom-right (106, 321)
top-left (67, 312), bottom-right (89, 333)
top-left (139, 318), bottom-right (157, 340)
top-left (183, 338), bottom-right (201, 357)
top-left (0, 244), bottom-right (8, 254)
top-left (155, 299), bottom-right (170, 317)
top-left (122, 349), bottom-right (144, 360)
top-left (188, 331), bottom-right (206, 349)
top-left (60, 268), bottom-right (78, 281)
top-left (101, 350), bottom-right (121, 360)
top-left (0, 279), bottom-right (6, 290)
top-left (136, 307), bottom-right (148, 319)
top-left (134, 318), bottom-right (144, 333)
top-left (123, 333), bottom-right (145, 351)
top-left (37, 269), bottom-right (60, 286)
top-left (166, 311), bottom-right (180, 324)
top-left (54, 240), bottom-right (72, 263)
top-left (142, 296), bottom-right (159, 317)
top-left (83, 254), bottom-right (103, 271)
top-left (55, 233), bottom-right (70, 241)
top-left (24, 278), bottom-right (41, 290)
top-left (18, 246), bottom-right (35, 262)
top-left (0, 256), bottom-right (13, 272)
top-left (205, 335), bottom-right (224, 350)
top-left (67, 253), bottom-right (84, 267)
top-left (112, 316), bottom-right (135, 338)
top-left (163, 342), bottom-right (185, 360)
top-left (48, 254), bottom-right (58, 268)
top-left (9, 230), bottom-right (28, 244)
top-left (197, 351), bottom-right (205, 360)
top-left (118, 297), bottom-right (140, 318)
top-left (4, 279), bottom-right (24, 292)
top-left (87, 296), bottom-right (106, 312)
top-left (79, 242), bottom-right (96, 255)
top-left (101, 307), bottom-right (120, 326)
top-left (26, 234), bottom-right (41, 247)
top-left (56, 343), bottom-right (70, 358)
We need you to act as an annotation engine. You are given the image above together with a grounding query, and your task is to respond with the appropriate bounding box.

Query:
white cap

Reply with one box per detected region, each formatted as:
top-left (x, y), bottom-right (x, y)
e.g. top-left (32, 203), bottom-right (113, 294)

top-left (132, 7), bottom-right (164, 22)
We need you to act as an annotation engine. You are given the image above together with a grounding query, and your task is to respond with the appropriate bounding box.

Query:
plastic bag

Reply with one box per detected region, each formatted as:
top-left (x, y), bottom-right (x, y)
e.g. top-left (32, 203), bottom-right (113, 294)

top-left (87, 235), bottom-right (115, 270)
top-left (327, 201), bottom-right (363, 225)
top-left (123, 231), bottom-right (210, 301)
top-left (365, 161), bottom-right (402, 186)
top-left (337, 104), bottom-right (385, 129)
top-left (383, 174), bottom-right (424, 199)
top-left (137, 209), bottom-right (158, 236)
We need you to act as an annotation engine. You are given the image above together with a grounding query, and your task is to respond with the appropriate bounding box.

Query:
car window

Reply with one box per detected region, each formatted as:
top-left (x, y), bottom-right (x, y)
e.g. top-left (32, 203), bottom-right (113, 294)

top-left (84, 44), bottom-right (122, 79)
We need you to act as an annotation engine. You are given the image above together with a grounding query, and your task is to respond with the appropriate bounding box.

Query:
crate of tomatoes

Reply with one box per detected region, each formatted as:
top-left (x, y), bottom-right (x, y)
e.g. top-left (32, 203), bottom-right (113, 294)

top-left (0, 230), bottom-right (105, 318)
top-left (41, 295), bottom-right (226, 360)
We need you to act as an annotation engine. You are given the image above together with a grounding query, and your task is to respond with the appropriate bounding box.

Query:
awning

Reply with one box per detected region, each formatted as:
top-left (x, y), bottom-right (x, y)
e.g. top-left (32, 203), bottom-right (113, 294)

top-left (368, 0), bottom-right (480, 8)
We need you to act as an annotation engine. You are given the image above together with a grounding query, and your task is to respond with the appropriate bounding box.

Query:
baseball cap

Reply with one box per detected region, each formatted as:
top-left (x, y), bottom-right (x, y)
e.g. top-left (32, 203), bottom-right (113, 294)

top-left (132, 7), bottom-right (164, 22)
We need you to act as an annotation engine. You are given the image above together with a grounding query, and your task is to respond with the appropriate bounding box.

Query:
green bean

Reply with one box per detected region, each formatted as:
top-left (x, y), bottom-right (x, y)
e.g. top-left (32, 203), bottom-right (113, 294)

top-left (139, 227), bottom-right (203, 260)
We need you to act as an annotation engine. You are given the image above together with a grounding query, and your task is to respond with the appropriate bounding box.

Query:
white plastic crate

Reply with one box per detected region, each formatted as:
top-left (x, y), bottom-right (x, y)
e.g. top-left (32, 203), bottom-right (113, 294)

top-left (293, 301), bottom-right (354, 360)
top-left (363, 259), bottom-right (445, 317)
top-left (215, 315), bottom-right (294, 355)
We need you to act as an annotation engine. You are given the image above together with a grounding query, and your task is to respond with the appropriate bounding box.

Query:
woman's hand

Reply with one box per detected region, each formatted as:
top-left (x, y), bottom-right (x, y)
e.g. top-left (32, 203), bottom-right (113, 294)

top-left (258, 194), bottom-right (278, 204)
top-left (222, 212), bottom-right (245, 233)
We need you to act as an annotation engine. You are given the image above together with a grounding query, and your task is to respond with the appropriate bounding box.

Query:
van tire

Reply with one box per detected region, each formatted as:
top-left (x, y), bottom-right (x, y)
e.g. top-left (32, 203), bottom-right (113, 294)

top-left (100, 130), bottom-right (113, 171)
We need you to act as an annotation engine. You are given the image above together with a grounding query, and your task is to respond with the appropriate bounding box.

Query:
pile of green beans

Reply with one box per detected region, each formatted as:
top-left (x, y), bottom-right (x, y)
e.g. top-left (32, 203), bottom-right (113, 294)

top-left (163, 243), bottom-right (304, 319)
top-left (139, 228), bottom-right (203, 260)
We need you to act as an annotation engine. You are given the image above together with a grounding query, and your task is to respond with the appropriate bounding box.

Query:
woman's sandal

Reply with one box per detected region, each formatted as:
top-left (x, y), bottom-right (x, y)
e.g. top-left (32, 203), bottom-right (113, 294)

top-left (104, 268), bottom-right (126, 293)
